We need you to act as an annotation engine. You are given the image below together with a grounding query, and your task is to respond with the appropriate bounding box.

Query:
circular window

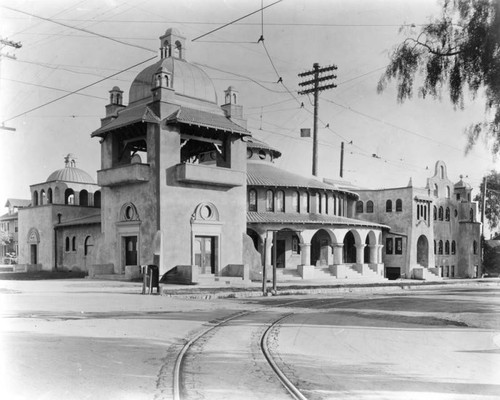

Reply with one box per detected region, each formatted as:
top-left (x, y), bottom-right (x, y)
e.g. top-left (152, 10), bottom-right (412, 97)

top-left (210, 151), bottom-right (216, 160)
top-left (247, 149), bottom-right (253, 159)
top-left (258, 150), bottom-right (266, 160)
top-left (200, 205), bottom-right (212, 220)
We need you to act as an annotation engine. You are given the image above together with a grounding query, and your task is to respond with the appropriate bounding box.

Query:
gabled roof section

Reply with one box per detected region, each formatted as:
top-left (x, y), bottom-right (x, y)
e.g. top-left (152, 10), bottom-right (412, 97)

top-left (167, 106), bottom-right (250, 136)
top-left (247, 211), bottom-right (389, 229)
top-left (91, 103), bottom-right (165, 137)
top-left (247, 163), bottom-right (358, 197)
top-left (0, 212), bottom-right (18, 221)
top-left (5, 199), bottom-right (31, 208)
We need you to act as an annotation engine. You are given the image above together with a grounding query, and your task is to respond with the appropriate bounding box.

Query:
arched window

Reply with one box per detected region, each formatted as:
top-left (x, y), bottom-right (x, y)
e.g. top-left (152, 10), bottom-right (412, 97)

top-left (396, 199), bottom-right (402, 212)
top-left (470, 208), bottom-right (474, 221)
top-left (40, 189), bottom-right (46, 205)
top-left (292, 191), bottom-right (299, 213)
top-left (446, 186), bottom-right (451, 198)
top-left (440, 165), bottom-right (444, 178)
top-left (366, 200), bottom-right (374, 213)
top-left (84, 236), bottom-right (93, 256)
top-left (47, 188), bottom-right (52, 204)
top-left (434, 184), bottom-right (439, 197)
top-left (276, 190), bottom-right (284, 212)
top-left (417, 204), bottom-right (420, 219)
top-left (434, 240), bottom-right (436, 254)
top-left (65, 189), bottom-right (75, 205)
top-left (438, 240), bottom-right (443, 255)
top-left (333, 195), bottom-right (337, 215)
top-left (33, 191), bottom-right (38, 206)
top-left (72, 236), bottom-right (76, 252)
top-left (356, 201), bottom-right (364, 213)
top-left (423, 205), bottom-right (427, 220)
top-left (303, 192), bottom-right (310, 213)
top-left (266, 190), bottom-right (274, 212)
top-left (433, 206), bottom-right (437, 220)
top-left (445, 207), bottom-right (450, 221)
top-left (386, 200), bottom-right (392, 212)
top-left (65, 237), bottom-right (70, 252)
top-left (445, 240), bottom-right (450, 255)
top-left (439, 206), bottom-right (443, 221)
top-left (248, 189), bottom-right (257, 212)
top-left (80, 190), bottom-right (89, 206)
top-left (451, 240), bottom-right (456, 255)
top-left (323, 193), bottom-right (327, 214)
top-left (473, 240), bottom-right (478, 254)
top-left (94, 191), bottom-right (101, 208)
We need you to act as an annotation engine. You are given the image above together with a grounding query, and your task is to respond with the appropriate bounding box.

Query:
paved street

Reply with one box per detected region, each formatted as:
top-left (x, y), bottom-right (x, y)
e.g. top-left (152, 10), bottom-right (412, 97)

top-left (0, 280), bottom-right (499, 400)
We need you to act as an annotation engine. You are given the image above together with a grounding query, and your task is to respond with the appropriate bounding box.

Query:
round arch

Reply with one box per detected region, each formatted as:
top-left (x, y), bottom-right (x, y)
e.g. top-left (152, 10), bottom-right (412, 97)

top-left (311, 229), bottom-right (332, 266)
top-left (343, 231), bottom-right (357, 263)
top-left (417, 235), bottom-right (429, 267)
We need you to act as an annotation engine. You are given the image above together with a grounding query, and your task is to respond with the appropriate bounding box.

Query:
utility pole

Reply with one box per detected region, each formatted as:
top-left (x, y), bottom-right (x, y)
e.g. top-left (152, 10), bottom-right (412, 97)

top-left (0, 37), bottom-right (22, 132)
top-left (298, 63), bottom-right (337, 176)
top-left (481, 176), bottom-right (488, 275)
top-left (340, 142), bottom-right (344, 178)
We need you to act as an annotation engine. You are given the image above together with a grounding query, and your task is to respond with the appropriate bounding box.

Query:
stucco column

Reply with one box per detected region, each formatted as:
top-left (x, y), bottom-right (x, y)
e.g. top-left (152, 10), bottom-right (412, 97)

top-left (355, 244), bottom-right (366, 264)
top-left (300, 243), bottom-right (311, 266)
top-left (264, 232), bottom-right (273, 267)
top-left (333, 243), bottom-right (344, 264)
top-left (377, 244), bottom-right (384, 263)
top-left (369, 245), bottom-right (377, 264)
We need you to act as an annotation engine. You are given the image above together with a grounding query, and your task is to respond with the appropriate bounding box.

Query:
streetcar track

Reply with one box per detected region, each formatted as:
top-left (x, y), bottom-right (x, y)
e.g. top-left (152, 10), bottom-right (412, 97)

top-left (171, 297), bottom-right (358, 400)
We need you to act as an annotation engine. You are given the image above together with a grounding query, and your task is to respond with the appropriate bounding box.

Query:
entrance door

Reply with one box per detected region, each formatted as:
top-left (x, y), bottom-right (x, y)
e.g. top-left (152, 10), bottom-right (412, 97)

top-left (30, 244), bottom-right (37, 264)
top-left (276, 240), bottom-right (286, 268)
top-left (195, 236), bottom-right (215, 274)
top-left (125, 236), bottom-right (138, 266)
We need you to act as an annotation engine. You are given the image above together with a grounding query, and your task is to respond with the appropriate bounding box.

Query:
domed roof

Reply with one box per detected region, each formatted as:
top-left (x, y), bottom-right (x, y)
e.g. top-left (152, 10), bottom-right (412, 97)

top-left (46, 167), bottom-right (95, 184)
top-left (129, 57), bottom-right (217, 104)
top-left (165, 27), bottom-right (180, 35)
top-left (46, 155), bottom-right (95, 184)
top-left (454, 175), bottom-right (471, 189)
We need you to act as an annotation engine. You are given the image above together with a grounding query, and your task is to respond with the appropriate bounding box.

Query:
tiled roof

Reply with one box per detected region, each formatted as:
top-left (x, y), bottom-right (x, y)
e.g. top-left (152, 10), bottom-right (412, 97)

top-left (245, 137), bottom-right (281, 157)
top-left (92, 103), bottom-right (165, 137)
top-left (0, 212), bottom-right (17, 221)
top-left (55, 213), bottom-right (101, 227)
top-left (247, 163), bottom-right (358, 197)
top-left (5, 199), bottom-right (31, 208)
top-left (168, 106), bottom-right (250, 136)
top-left (247, 211), bottom-right (389, 229)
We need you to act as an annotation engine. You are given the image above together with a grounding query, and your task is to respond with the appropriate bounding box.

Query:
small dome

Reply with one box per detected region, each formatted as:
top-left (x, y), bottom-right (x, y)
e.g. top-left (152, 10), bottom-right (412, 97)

top-left (111, 86), bottom-right (121, 91)
top-left (129, 57), bottom-right (217, 104)
top-left (46, 167), bottom-right (95, 184)
top-left (46, 154), bottom-right (95, 184)
top-left (165, 27), bottom-right (181, 36)
top-left (454, 175), bottom-right (471, 190)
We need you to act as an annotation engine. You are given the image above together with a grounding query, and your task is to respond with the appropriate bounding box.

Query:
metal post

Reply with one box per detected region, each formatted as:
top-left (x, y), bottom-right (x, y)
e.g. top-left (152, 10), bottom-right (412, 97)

top-left (262, 237), bottom-right (267, 296)
top-left (272, 231), bottom-right (277, 293)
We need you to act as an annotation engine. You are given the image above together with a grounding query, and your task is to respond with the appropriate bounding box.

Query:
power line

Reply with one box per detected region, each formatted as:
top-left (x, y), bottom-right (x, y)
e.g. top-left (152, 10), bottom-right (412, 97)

top-left (1, 77), bottom-right (107, 100)
top-left (191, 0), bottom-right (283, 41)
top-left (2, 55), bottom-right (157, 123)
top-left (0, 5), bottom-right (156, 54)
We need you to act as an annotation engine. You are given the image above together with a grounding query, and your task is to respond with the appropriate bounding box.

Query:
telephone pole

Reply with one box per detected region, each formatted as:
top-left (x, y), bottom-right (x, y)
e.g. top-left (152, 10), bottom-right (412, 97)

top-left (0, 37), bottom-right (22, 132)
top-left (298, 62), bottom-right (337, 176)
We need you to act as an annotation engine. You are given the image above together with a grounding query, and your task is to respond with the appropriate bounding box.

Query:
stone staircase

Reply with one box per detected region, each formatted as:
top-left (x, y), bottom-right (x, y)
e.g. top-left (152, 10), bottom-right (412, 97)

top-left (276, 265), bottom-right (387, 283)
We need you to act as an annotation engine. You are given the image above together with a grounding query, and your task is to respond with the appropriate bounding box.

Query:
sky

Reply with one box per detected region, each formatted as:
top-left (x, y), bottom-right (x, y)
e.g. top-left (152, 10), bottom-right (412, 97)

top-left (0, 0), bottom-right (498, 219)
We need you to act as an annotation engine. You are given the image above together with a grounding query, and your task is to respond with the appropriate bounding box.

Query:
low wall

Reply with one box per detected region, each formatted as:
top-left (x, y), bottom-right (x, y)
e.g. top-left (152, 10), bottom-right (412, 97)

top-left (165, 265), bottom-right (199, 284)
top-left (298, 265), bottom-right (314, 279)
top-left (413, 267), bottom-right (424, 280)
top-left (13, 264), bottom-right (42, 273)
top-left (220, 264), bottom-right (250, 281)
top-left (125, 265), bottom-right (142, 280)
top-left (88, 263), bottom-right (114, 278)
top-left (330, 264), bottom-right (346, 278)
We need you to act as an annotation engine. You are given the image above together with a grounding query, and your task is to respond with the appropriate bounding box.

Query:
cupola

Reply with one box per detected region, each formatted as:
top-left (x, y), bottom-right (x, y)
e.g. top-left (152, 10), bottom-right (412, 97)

top-left (102, 86), bottom-right (126, 126)
top-left (221, 86), bottom-right (246, 128)
top-left (159, 27), bottom-right (186, 60)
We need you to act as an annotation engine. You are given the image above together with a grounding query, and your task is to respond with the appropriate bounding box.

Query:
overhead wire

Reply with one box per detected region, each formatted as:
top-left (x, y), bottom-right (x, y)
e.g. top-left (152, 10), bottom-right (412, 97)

top-left (2, 55), bottom-right (157, 123)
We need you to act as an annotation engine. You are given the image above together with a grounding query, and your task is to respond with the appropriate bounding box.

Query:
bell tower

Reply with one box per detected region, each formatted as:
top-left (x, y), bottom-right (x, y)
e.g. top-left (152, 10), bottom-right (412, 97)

top-left (159, 28), bottom-right (186, 60)
top-left (101, 86), bottom-right (125, 127)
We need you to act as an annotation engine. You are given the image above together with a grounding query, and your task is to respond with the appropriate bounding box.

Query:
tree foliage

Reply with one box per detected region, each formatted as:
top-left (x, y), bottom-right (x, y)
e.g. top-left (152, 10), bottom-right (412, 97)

top-left (0, 229), bottom-right (12, 246)
top-left (474, 170), bottom-right (500, 231)
top-left (378, 0), bottom-right (500, 153)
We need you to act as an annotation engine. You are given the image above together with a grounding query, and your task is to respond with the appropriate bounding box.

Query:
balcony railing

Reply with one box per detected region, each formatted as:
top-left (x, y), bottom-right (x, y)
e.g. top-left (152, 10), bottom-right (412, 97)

top-left (176, 163), bottom-right (245, 187)
top-left (97, 163), bottom-right (150, 187)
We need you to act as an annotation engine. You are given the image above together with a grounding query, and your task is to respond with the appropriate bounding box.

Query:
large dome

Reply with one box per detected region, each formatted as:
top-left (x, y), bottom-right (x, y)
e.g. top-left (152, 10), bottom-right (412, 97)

top-left (46, 166), bottom-right (95, 184)
top-left (129, 57), bottom-right (217, 104)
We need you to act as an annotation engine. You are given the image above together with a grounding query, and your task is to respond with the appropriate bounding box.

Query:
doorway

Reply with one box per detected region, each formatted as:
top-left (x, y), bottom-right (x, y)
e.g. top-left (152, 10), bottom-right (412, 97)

top-left (30, 244), bottom-right (37, 264)
top-left (195, 236), bottom-right (216, 274)
top-left (124, 236), bottom-right (138, 267)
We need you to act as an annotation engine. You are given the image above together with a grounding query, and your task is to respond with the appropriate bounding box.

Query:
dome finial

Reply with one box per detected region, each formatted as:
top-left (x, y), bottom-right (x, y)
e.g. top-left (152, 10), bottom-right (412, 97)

top-left (64, 153), bottom-right (77, 168)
